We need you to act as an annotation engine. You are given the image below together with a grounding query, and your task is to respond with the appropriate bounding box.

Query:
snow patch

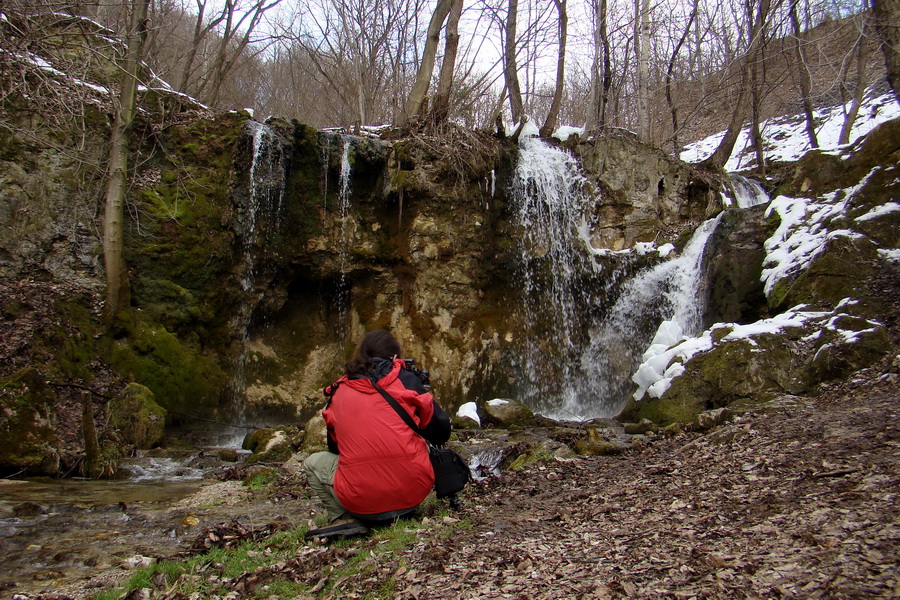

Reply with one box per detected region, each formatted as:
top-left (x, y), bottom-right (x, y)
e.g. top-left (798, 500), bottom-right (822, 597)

top-left (456, 402), bottom-right (481, 426)
top-left (680, 90), bottom-right (900, 169)
top-left (855, 202), bottom-right (900, 222)
top-left (553, 125), bottom-right (586, 142)
top-left (631, 305), bottom-right (879, 401)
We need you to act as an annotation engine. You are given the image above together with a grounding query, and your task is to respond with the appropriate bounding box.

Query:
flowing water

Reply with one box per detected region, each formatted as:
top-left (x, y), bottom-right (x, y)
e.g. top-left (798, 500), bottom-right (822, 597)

top-left (511, 136), bottom-right (724, 419)
top-left (727, 173), bottom-right (770, 208)
top-left (582, 215), bottom-right (724, 411)
top-left (510, 136), bottom-right (599, 419)
top-left (336, 136), bottom-right (353, 335)
top-left (226, 121), bottom-right (289, 435)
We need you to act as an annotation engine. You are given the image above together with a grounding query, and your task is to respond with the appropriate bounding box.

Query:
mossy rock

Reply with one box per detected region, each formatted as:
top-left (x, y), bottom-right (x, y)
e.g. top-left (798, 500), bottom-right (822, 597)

top-left (109, 383), bottom-right (166, 449)
top-left (301, 414), bottom-right (328, 454)
top-left (771, 235), bottom-right (880, 311)
top-left (482, 398), bottom-right (535, 428)
top-left (102, 312), bottom-right (227, 416)
top-left (243, 426), bottom-right (300, 463)
top-left (808, 318), bottom-right (891, 381)
top-left (636, 335), bottom-right (810, 425)
top-left (0, 368), bottom-right (60, 476)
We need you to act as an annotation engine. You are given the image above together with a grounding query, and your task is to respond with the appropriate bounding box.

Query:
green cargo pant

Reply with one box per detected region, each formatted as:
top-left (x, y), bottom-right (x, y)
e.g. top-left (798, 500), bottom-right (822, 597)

top-left (303, 451), bottom-right (345, 521)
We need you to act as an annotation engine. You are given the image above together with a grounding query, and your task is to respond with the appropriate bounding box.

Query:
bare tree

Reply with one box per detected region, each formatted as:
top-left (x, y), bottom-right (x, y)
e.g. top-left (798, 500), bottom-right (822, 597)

top-left (838, 9), bottom-right (872, 145)
top-left (432, 0), bottom-right (464, 122)
top-left (539, 0), bottom-right (566, 137)
top-left (872, 0), bottom-right (900, 103)
top-left (403, 0), bottom-right (454, 122)
top-left (665, 0), bottom-right (699, 153)
top-left (588, 0), bottom-right (612, 129)
top-left (702, 0), bottom-right (772, 170)
top-left (103, 0), bottom-right (151, 318)
top-left (635, 0), bottom-right (651, 142)
top-left (788, 0), bottom-right (818, 148)
top-left (504, 0), bottom-right (525, 123)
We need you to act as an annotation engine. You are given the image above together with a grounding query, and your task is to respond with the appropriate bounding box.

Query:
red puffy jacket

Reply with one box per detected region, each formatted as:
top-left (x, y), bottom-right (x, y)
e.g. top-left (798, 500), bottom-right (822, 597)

top-left (323, 359), bottom-right (435, 516)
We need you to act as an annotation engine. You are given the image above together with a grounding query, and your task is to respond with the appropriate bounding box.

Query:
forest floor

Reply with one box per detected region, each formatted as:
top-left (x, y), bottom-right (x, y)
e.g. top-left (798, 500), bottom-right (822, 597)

top-left (302, 360), bottom-right (899, 600)
top-left (33, 350), bottom-right (899, 600)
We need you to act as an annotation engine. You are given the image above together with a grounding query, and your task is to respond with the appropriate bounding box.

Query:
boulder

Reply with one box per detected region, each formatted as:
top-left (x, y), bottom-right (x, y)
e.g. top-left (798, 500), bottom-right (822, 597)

top-left (482, 398), bottom-right (535, 428)
top-left (0, 368), bottom-right (60, 475)
top-left (631, 308), bottom-right (890, 425)
top-left (108, 383), bottom-right (166, 449)
top-left (242, 427), bottom-right (300, 463)
top-left (300, 414), bottom-right (328, 454)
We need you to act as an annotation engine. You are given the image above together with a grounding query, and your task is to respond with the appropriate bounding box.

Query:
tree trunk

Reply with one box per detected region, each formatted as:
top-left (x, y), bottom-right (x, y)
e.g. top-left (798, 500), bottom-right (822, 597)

top-left (432, 0), bottom-right (464, 123)
top-left (505, 0), bottom-right (525, 124)
top-left (790, 0), bottom-right (818, 149)
top-left (403, 0), bottom-right (453, 123)
top-left (872, 0), bottom-right (900, 104)
top-left (839, 21), bottom-right (870, 145)
top-left (588, 0), bottom-right (612, 129)
top-left (103, 0), bottom-right (150, 318)
top-left (540, 0), bottom-right (567, 137)
top-left (636, 0), bottom-right (651, 143)
top-left (702, 0), bottom-right (770, 170)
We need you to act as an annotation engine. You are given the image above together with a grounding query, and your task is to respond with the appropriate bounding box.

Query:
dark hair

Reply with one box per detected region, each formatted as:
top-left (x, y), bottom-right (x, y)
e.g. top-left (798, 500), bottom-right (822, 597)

top-left (345, 330), bottom-right (402, 376)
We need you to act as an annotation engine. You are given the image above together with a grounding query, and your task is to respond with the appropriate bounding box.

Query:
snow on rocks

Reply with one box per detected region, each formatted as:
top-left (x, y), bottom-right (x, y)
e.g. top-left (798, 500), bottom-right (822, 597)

top-left (456, 402), bottom-right (481, 426)
top-left (631, 302), bottom-right (886, 402)
top-left (760, 166), bottom-right (886, 299)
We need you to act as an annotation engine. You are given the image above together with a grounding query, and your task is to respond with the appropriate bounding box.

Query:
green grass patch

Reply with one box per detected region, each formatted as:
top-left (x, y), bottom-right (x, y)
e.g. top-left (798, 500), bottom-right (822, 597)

top-left (88, 512), bottom-right (468, 600)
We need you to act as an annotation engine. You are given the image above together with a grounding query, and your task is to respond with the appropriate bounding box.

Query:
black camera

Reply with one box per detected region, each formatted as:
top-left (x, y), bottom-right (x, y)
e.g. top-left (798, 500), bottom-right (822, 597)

top-left (402, 358), bottom-right (431, 390)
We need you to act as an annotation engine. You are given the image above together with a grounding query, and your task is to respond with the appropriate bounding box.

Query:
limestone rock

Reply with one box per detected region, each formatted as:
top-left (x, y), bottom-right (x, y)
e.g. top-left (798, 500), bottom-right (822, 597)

top-left (301, 414), bottom-right (328, 454)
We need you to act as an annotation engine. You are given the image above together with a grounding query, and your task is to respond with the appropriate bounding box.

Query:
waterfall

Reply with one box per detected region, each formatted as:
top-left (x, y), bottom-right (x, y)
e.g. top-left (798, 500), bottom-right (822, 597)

top-left (240, 121), bottom-right (288, 293)
top-left (336, 136), bottom-right (353, 334)
top-left (510, 136), bottom-right (723, 418)
top-left (726, 174), bottom-right (770, 208)
top-left (583, 215), bottom-right (724, 414)
top-left (225, 121), bottom-right (288, 442)
top-left (510, 136), bottom-right (597, 419)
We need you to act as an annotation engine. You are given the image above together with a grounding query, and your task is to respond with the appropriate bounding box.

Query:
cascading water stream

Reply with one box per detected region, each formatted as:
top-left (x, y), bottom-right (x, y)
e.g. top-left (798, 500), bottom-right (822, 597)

top-left (511, 136), bottom-right (725, 419)
top-left (510, 136), bottom-right (598, 418)
top-left (225, 121), bottom-right (287, 443)
top-left (583, 215), bottom-right (724, 412)
top-left (726, 173), bottom-right (770, 208)
top-left (336, 136), bottom-right (353, 334)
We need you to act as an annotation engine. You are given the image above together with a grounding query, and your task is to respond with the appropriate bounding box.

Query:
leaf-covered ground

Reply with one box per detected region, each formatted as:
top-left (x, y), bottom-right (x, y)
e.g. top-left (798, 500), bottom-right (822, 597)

top-left (349, 363), bottom-right (899, 600)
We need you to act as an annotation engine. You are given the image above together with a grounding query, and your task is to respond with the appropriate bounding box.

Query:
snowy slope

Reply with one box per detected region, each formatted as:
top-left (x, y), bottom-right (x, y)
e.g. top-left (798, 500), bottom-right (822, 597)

top-left (680, 89), bottom-right (900, 171)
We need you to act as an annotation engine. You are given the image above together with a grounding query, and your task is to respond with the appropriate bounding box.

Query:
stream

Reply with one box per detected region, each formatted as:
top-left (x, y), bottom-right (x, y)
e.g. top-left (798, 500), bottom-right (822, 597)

top-left (0, 448), bottom-right (308, 599)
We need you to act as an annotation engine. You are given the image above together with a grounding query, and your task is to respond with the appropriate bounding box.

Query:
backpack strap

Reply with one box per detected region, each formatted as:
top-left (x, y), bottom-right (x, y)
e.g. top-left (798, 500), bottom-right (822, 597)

top-left (368, 378), bottom-right (425, 438)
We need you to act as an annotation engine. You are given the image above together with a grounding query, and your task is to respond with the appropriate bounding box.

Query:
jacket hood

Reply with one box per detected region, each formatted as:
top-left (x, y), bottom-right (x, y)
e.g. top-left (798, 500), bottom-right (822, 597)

top-left (324, 358), bottom-right (402, 396)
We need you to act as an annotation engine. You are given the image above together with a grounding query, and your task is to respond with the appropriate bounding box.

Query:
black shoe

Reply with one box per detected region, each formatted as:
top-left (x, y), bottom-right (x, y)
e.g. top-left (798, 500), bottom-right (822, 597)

top-left (304, 519), bottom-right (370, 541)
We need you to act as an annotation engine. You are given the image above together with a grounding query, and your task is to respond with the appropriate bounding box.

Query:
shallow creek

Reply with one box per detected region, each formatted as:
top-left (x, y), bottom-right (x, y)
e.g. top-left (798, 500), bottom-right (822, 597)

top-left (0, 450), bottom-right (310, 598)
